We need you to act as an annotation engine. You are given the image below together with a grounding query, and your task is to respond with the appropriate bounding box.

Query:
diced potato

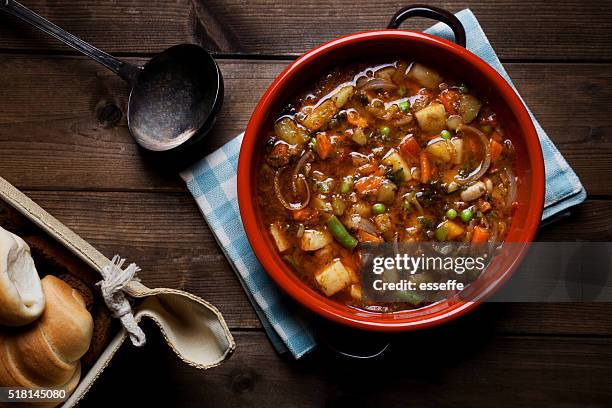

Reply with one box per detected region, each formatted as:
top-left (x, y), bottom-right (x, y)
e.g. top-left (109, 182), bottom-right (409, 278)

top-left (300, 229), bottom-right (333, 251)
top-left (351, 202), bottom-right (371, 218)
top-left (331, 196), bottom-right (346, 216)
top-left (426, 140), bottom-right (453, 163)
top-left (352, 128), bottom-right (368, 146)
top-left (446, 114), bottom-right (464, 131)
top-left (269, 223), bottom-right (290, 253)
top-left (332, 85), bottom-right (354, 108)
top-left (376, 181), bottom-right (397, 203)
top-left (407, 63), bottom-right (443, 90)
top-left (274, 117), bottom-right (309, 145)
top-left (459, 94), bottom-right (482, 123)
top-left (344, 213), bottom-right (362, 230)
top-left (374, 213), bottom-right (392, 233)
top-left (447, 181), bottom-right (460, 193)
top-left (312, 195), bottom-right (333, 213)
top-left (451, 138), bottom-right (464, 164)
top-left (349, 284), bottom-right (362, 301)
top-left (414, 102), bottom-right (447, 133)
top-left (315, 259), bottom-right (353, 297)
top-left (302, 100), bottom-right (337, 131)
top-left (444, 220), bottom-right (465, 240)
top-left (382, 149), bottom-right (411, 182)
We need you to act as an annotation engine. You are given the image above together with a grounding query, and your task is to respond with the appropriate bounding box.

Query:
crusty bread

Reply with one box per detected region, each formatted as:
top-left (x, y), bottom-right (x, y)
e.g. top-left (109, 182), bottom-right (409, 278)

top-left (0, 275), bottom-right (93, 393)
top-left (57, 273), bottom-right (94, 312)
top-left (0, 227), bottom-right (45, 326)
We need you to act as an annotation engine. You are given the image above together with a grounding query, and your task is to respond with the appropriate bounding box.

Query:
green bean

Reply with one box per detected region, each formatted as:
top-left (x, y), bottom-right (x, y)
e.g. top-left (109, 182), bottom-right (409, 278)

top-left (327, 215), bottom-right (358, 250)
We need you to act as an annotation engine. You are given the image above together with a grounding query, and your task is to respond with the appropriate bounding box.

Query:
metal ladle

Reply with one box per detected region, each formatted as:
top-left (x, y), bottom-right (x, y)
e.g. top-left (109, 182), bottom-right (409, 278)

top-left (1, 0), bottom-right (223, 153)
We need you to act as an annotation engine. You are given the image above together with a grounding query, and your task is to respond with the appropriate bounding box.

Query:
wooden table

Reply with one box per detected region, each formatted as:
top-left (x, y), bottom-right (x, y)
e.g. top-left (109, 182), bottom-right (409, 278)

top-left (1, 1), bottom-right (611, 406)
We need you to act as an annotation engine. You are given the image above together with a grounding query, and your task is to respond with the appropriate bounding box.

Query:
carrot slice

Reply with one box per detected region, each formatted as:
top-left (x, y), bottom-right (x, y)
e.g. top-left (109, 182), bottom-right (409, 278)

top-left (358, 163), bottom-right (377, 175)
top-left (357, 230), bottom-right (383, 243)
top-left (406, 80), bottom-right (423, 95)
top-left (419, 152), bottom-right (431, 183)
top-left (437, 89), bottom-right (460, 115)
top-left (490, 139), bottom-right (503, 163)
top-left (292, 207), bottom-right (318, 222)
top-left (354, 175), bottom-right (384, 195)
top-left (471, 226), bottom-right (490, 243)
top-left (316, 132), bottom-right (333, 159)
top-left (399, 135), bottom-right (421, 160)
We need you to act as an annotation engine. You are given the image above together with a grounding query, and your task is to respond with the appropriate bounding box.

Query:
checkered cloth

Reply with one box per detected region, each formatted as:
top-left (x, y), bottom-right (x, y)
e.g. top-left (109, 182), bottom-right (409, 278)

top-left (180, 9), bottom-right (586, 359)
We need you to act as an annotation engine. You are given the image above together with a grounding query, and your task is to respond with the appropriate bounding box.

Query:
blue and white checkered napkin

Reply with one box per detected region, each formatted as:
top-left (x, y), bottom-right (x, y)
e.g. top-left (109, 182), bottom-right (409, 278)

top-left (180, 8), bottom-right (587, 359)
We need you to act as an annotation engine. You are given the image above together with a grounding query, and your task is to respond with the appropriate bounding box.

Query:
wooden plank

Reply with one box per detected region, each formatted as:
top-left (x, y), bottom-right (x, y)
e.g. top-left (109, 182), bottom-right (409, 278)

top-left (82, 329), bottom-right (612, 407)
top-left (0, 1), bottom-right (610, 61)
top-left (0, 56), bottom-right (610, 193)
top-left (17, 190), bottom-right (612, 334)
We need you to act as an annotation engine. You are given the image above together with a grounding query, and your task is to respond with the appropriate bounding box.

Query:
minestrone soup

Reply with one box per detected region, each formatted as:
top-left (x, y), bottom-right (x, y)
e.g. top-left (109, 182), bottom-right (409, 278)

top-left (257, 60), bottom-right (517, 311)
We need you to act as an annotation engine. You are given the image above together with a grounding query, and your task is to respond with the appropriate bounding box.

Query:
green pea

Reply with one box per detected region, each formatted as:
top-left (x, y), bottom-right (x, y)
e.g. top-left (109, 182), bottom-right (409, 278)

top-left (435, 225), bottom-right (449, 242)
top-left (399, 100), bottom-right (410, 113)
top-left (380, 126), bottom-right (391, 136)
top-left (440, 129), bottom-right (451, 139)
top-left (446, 208), bottom-right (458, 219)
top-left (460, 208), bottom-right (474, 223)
top-left (372, 203), bottom-right (386, 214)
top-left (340, 176), bottom-right (353, 194)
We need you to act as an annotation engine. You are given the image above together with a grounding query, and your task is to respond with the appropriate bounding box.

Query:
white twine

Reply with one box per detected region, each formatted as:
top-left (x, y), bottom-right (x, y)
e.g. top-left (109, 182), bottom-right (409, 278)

top-left (96, 255), bottom-right (146, 347)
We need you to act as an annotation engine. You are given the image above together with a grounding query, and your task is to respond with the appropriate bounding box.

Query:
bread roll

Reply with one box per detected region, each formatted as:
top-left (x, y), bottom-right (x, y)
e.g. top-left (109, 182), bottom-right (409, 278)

top-left (0, 227), bottom-right (45, 326)
top-left (0, 275), bottom-right (93, 394)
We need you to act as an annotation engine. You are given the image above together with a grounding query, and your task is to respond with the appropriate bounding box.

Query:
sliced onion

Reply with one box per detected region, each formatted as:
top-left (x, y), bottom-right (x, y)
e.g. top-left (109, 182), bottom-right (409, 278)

top-left (503, 167), bottom-right (517, 210)
top-left (392, 115), bottom-right (414, 127)
top-left (350, 152), bottom-right (370, 166)
top-left (292, 150), bottom-right (314, 193)
top-left (357, 217), bottom-right (379, 235)
top-left (274, 167), bottom-right (310, 210)
top-left (358, 77), bottom-right (398, 92)
top-left (455, 124), bottom-right (492, 185)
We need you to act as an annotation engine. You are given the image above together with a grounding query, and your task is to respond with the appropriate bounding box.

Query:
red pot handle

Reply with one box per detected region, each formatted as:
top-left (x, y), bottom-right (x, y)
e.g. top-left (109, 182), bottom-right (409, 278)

top-left (387, 4), bottom-right (467, 48)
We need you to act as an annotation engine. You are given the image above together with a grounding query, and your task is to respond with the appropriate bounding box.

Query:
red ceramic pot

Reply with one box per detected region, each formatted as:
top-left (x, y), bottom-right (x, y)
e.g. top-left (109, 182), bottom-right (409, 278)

top-left (238, 5), bottom-right (545, 331)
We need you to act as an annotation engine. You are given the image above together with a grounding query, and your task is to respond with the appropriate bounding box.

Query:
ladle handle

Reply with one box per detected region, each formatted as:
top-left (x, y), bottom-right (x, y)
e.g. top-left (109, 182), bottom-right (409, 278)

top-left (0, 0), bottom-right (140, 83)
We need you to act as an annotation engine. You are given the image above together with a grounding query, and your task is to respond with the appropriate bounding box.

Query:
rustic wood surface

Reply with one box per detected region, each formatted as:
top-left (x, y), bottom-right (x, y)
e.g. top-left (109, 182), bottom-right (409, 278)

top-left (0, 1), bottom-right (611, 407)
